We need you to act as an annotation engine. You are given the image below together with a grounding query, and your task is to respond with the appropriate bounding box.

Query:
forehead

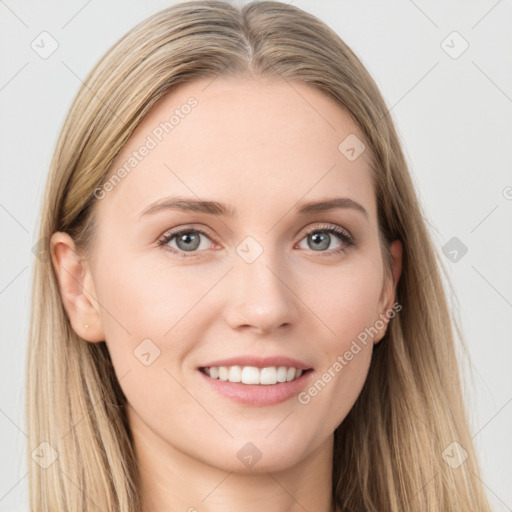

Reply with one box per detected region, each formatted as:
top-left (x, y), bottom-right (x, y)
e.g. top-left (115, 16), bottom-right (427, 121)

top-left (97, 76), bottom-right (376, 222)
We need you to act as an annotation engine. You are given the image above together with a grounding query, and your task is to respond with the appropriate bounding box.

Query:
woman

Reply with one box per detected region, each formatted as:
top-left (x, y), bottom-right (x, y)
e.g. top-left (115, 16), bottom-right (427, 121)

top-left (27, 1), bottom-right (493, 511)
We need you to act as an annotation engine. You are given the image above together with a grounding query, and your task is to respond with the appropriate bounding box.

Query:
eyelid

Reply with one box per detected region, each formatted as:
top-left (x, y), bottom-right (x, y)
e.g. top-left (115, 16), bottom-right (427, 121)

top-left (159, 223), bottom-right (215, 238)
top-left (300, 222), bottom-right (352, 239)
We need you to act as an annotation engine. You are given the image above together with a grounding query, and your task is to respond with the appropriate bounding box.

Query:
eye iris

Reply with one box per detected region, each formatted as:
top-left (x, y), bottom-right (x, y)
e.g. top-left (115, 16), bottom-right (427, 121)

top-left (308, 232), bottom-right (330, 251)
top-left (176, 232), bottom-right (201, 251)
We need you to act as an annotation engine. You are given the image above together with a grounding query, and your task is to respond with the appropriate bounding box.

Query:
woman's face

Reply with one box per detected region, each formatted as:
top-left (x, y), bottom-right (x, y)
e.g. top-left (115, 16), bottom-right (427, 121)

top-left (66, 76), bottom-right (401, 472)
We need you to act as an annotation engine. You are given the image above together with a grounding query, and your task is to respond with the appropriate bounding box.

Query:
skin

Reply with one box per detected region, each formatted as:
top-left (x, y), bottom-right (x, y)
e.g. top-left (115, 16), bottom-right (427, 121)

top-left (51, 75), bottom-right (402, 512)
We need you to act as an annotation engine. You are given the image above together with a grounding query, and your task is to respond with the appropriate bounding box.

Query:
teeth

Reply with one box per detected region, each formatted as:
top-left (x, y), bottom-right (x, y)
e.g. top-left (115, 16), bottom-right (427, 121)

top-left (228, 365), bottom-right (242, 383)
top-left (242, 366), bottom-right (260, 384)
top-left (202, 365), bottom-right (306, 385)
top-left (276, 366), bottom-right (288, 382)
top-left (260, 367), bottom-right (277, 385)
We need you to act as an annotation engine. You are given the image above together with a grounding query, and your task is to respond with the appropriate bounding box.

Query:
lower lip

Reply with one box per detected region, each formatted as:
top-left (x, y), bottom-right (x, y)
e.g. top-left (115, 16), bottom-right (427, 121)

top-left (197, 369), bottom-right (313, 406)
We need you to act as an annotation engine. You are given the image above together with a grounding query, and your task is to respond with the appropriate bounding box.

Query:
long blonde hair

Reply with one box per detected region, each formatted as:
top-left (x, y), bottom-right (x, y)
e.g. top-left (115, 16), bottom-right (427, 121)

top-left (27, 1), bottom-right (492, 510)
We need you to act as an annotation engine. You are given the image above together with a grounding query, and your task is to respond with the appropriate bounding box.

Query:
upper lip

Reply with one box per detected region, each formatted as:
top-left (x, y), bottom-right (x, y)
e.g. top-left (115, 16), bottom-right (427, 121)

top-left (199, 355), bottom-right (312, 370)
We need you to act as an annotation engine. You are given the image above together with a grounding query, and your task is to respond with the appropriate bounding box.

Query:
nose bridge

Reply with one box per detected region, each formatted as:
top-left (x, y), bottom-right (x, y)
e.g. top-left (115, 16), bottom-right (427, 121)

top-left (224, 234), bottom-right (298, 332)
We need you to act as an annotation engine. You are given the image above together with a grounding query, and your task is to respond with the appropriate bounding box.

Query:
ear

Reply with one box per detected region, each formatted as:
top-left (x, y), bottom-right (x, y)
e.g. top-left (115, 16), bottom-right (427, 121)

top-left (374, 239), bottom-right (403, 343)
top-left (50, 231), bottom-right (105, 343)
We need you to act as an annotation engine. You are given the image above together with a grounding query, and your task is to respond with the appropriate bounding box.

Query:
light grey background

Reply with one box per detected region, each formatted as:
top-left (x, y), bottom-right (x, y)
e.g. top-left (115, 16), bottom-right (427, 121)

top-left (1, 1), bottom-right (511, 510)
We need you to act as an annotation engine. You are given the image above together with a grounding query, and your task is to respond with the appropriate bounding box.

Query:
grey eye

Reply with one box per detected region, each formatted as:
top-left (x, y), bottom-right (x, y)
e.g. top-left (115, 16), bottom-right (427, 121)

top-left (163, 230), bottom-right (212, 253)
top-left (175, 232), bottom-right (201, 251)
top-left (307, 232), bottom-right (332, 251)
top-left (298, 229), bottom-right (345, 252)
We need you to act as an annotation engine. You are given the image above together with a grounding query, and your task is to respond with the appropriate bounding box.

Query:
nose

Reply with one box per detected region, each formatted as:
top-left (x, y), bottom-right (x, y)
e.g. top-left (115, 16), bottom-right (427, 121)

top-left (222, 248), bottom-right (300, 335)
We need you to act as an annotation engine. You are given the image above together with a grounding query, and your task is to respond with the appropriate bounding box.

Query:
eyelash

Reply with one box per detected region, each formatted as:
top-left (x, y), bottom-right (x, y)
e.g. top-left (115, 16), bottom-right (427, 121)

top-left (157, 223), bottom-right (356, 258)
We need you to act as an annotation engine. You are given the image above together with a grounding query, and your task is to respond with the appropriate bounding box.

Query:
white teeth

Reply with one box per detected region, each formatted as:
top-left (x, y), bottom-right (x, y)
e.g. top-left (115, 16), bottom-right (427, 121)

top-left (218, 367), bottom-right (229, 381)
top-left (202, 365), bottom-right (306, 385)
top-left (241, 366), bottom-right (260, 384)
top-left (228, 365), bottom-right (242, 383)
top-left (260, 367), bottom-right (277, 385)
top-left (276, 366), bottom-right (288, 382)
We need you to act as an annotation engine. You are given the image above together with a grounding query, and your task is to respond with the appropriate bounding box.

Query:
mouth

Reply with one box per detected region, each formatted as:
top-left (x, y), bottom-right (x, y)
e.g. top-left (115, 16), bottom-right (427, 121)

top-left (199, 365), bottom-right (311, 385)
top-left (197, 362), bottom-right (314, 406)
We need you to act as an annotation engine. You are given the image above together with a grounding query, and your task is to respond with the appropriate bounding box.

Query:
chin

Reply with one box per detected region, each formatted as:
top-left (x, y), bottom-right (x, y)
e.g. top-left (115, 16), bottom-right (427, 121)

top-left (198, 433), bottom-right (316, 474)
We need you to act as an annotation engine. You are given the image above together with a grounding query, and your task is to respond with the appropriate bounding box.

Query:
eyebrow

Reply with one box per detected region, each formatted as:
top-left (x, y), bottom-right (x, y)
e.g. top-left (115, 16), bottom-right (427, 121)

top-left (138, 196), bottom-right (369, 220)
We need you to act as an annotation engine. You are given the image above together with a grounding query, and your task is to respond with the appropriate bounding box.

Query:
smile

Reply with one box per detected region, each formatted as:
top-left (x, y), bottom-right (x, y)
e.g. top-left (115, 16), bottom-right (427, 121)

top-left (198, 366), bottom-right (313, 406)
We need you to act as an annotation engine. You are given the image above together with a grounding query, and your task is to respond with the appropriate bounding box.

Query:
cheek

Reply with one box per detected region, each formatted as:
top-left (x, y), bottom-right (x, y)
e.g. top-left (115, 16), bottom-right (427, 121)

top-left (91, 250), bottom-right (216, 446)
top-left (298, 341), bottom-right (372, 442)
top-left (92, 246), bottom-right (220, 348)
top-left (306, 255), bottom-right (384, 348)
top-left (295, 256), bottom-right (382, 424)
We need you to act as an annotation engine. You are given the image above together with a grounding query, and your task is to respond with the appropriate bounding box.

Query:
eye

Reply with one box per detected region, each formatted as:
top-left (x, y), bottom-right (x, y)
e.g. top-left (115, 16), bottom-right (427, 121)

top-left (297, 224), bottom-right (355, 254)
top-left (158, 223), bottom-right (356, 258)
top-left (158, 228), bottom-right (214, 256)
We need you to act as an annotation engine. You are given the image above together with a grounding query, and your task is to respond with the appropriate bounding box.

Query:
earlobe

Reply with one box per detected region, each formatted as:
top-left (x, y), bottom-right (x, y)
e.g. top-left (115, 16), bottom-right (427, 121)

top-left (50, 232), bottom-right (105, 343)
